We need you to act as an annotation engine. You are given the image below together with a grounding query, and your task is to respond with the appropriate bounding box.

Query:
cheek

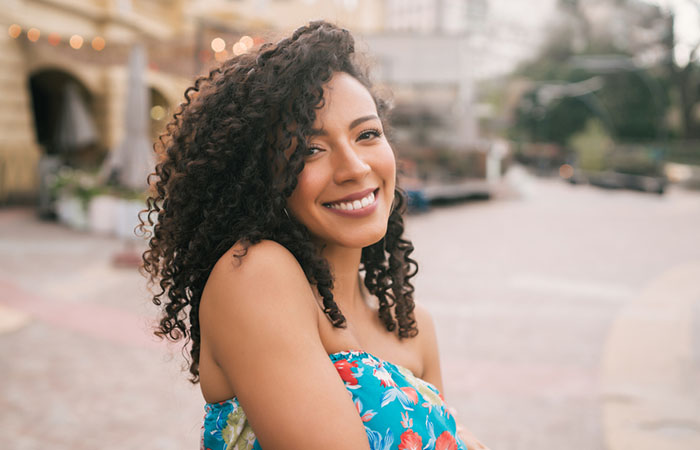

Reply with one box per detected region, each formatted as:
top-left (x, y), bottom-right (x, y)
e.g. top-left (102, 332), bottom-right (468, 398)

top-left (376, 146), bottom-right (397, 189)
top-left (287, 166), bottom-right (323, 214)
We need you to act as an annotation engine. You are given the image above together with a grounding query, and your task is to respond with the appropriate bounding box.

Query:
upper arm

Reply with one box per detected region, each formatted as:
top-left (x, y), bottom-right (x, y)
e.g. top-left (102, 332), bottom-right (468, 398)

top-left (200, 240), bottom-right (369, 450)
top-left (414, 303), bottom-right (445, 393)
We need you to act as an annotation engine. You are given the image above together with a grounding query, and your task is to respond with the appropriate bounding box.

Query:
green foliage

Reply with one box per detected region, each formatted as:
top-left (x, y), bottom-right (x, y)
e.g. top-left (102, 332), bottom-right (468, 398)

top-left (50, 166), bottom-right (146, 209)
top-left (569, 119), bottom-right (612, 171)
top-left (598, 71), bottom-right (667, 140)
top-left (50, 167), bottom-right (106, 209)
top-left (511, 2), bottom-right (671, 146)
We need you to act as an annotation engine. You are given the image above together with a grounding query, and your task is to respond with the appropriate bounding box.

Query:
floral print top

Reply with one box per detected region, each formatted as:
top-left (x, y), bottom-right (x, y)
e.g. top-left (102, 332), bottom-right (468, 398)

top-left (201, 350), bottom-right (467, 450)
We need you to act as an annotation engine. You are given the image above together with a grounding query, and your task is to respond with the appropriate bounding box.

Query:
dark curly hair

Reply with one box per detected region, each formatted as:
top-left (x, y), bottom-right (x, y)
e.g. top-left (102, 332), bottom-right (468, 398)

top-left (140, 20), bottom-right (418, 383)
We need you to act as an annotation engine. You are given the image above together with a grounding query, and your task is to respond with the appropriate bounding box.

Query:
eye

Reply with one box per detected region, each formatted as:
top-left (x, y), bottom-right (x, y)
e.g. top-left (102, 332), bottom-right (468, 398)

top-left (304, 145), bottom-right (324, 157)
top-left (357, 128), bottom-right (382, 141)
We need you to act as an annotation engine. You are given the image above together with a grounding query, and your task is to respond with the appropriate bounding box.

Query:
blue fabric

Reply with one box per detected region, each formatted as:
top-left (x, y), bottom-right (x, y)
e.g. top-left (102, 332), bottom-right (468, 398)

top-left (201, 350), bottom-right (467, 450)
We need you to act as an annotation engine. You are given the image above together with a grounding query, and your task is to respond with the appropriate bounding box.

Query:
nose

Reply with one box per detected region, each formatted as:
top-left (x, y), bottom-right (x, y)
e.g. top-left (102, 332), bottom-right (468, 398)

top-left (332, 142), bottom-right (371, 184)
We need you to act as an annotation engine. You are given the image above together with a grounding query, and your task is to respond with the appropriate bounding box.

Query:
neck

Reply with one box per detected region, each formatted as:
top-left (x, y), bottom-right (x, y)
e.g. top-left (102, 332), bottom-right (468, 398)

top-left (321, 244), bottom-right (365, 314)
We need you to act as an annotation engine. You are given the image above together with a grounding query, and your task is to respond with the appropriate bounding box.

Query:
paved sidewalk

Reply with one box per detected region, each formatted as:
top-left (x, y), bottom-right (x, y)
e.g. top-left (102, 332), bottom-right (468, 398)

top-left (601, 263), bottom-right (700, 450)
top-left (0, 208), bottom-right (202, 449)
top-left (2, 175), bottom-right (699, 449)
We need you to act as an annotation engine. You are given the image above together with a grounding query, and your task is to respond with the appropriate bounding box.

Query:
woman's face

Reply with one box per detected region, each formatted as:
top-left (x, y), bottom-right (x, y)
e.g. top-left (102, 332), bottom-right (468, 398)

top-left (287, 72), bottom-right (396, 249)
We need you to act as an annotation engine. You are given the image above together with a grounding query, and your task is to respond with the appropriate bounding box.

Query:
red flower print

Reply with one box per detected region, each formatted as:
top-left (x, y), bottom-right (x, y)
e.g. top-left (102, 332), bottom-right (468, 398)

top-left (435, 431), bottom-right (458, 450)
top-left (334, 359), bottom-right (359, 385)
top-left (400, 387), bottom-right (418, 404)
top-left (398, 429), bottom-right (422, 450)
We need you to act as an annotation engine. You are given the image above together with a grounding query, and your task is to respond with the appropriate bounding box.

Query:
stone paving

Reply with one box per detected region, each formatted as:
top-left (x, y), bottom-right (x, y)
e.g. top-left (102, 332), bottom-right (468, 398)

top-left (1, 168), bottom-right (699, 449)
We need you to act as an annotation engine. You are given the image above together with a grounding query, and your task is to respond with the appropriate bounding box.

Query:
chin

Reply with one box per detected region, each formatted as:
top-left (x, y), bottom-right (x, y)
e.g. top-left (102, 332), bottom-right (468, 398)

top-left (324, 223), bottom-right (389, 249)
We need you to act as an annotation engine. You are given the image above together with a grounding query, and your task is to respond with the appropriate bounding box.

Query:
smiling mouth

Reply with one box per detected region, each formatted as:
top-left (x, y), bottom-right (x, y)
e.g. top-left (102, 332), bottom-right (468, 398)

top-left (323, 189), bottom-right (378, 211)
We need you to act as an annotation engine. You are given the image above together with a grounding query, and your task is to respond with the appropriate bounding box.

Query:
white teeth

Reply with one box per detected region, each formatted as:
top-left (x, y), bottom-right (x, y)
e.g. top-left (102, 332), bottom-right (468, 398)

top-left (327, 191), bottom-right (376, 211)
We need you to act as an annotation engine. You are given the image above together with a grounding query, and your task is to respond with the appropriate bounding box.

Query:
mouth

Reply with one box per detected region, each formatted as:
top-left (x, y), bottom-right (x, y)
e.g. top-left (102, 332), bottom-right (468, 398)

top-left (323, 188), bottom-right (379, 212)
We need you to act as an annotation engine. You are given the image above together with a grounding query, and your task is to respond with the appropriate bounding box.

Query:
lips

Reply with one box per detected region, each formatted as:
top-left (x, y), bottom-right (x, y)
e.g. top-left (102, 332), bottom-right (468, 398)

top-left (323, 188), bottom-right (378, 211)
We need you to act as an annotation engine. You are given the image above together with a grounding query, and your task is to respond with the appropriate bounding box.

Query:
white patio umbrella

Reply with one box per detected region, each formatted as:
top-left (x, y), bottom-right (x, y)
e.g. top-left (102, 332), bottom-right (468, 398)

top-left (102, 44), bottom-right (155, 191)
top-left (102, 44), bottom-right (155, 267)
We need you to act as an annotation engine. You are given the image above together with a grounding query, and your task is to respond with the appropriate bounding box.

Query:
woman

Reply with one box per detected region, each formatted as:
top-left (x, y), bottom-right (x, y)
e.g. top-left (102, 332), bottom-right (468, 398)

top-left (141, 21), bottom-right (487, 450)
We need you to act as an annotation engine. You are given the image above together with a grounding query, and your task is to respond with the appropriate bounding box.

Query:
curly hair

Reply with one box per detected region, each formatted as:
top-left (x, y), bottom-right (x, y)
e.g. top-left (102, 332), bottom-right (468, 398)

top-left (140, 21), bottom-right (418, 383)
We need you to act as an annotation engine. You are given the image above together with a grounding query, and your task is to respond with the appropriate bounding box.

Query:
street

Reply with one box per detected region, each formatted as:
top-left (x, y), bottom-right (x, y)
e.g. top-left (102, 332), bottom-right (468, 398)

top-left (1, 168), bottom-right (699, 449)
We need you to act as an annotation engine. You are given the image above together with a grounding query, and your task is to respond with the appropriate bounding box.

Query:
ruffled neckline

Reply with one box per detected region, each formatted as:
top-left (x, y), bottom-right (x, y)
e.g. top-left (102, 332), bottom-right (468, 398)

top-left (205, 349), bottom-right (422, 407)
top-left (328, 349), bottom-right (418, 377)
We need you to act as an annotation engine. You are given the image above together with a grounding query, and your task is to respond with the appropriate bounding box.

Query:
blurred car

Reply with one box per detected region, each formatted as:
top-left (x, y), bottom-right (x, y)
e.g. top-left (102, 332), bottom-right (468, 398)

top-left (562, 144), bottom-right (667, 194)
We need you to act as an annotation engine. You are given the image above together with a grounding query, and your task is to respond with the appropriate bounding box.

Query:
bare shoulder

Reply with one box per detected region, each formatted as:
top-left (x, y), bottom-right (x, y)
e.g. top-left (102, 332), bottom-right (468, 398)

top-left (204, 240), bottom-right (316, 315)
top-left (200, 239), bottom-right (319, 362)
top-left (412, 302), bottom-right (445, 391)
top-left (413, 302), bottom-right (438, 351)
top-left (413, 302), bottom-right (436, 333)
top-left (207, 239), bottom-right (308, 288)
top-left (200, 240), bottom-right (369, 448)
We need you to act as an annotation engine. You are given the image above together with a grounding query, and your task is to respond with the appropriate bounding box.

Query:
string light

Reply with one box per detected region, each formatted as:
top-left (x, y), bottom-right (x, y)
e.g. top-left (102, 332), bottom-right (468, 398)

top-left (232, 42), bottom-right (247, 56)
top-left (8, 24), bottom-right (21, 39)
top-left (27, 28), bottom-right (40, 42)
top-left (69, 34), bottom-right (83, 49)
top-left (8, 24), bottom-right (106, 52)
top-left (240, 35), bottom-right (254, 49)
top-left (91, 36), bottom-right (105, 51)
top-left (47, 32), bottom-right (60, 46)
top-left (211, 37), bottom-right (225, 53)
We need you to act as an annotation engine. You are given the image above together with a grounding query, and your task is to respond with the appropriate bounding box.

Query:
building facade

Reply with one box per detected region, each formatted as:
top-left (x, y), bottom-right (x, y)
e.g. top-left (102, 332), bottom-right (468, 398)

top-left (1, 0), bottom-right (384, 203)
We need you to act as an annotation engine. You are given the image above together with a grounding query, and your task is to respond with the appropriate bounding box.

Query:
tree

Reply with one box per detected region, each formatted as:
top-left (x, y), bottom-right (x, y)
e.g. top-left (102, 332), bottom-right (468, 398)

top-left (511, 0), bottom-right (671, 144)
top-left (661, 2), bottom-right (700, 138)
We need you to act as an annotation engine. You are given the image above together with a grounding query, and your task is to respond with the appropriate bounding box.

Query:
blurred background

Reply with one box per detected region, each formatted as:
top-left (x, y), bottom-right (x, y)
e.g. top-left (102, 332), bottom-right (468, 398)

top-left (1, 0), bottom-right (699, 449)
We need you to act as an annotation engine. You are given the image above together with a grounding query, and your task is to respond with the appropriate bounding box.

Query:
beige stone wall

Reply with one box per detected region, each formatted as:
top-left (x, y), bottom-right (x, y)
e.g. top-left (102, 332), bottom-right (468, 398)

top-left (187, 0), bottom-right (385, 34)
top-left (0, 0), bottom-right (191, 203)
top-left (0, 30), bottom-right (41, 202)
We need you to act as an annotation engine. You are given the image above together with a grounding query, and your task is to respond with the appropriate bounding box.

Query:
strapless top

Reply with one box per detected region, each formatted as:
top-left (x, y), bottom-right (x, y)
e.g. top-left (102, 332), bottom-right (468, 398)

top-left (201, 350), bottom-right (467, 450)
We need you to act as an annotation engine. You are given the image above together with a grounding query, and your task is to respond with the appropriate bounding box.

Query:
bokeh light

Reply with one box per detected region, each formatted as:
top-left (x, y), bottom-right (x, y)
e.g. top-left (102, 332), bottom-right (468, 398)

top-left (8, 24), bottom-right (21, 39)
top-left (150, 105), bottom-right (166, 121)
top-left (47, 32), bottom-right (60, 46)
top-left (240, 35), bottom-right (254, 49)
top-left (27, 28), bottom-right (40, 42)
top-left (69, 34), bottom-right (83, 49)
top-left (91, 36), bottom-right (105, 51)
top-left (232, 42), bottom-right (247, 56)
top-left (559, 164), bottom-right (574, 180)
top-left (211, 37), bottom-right (226, 53)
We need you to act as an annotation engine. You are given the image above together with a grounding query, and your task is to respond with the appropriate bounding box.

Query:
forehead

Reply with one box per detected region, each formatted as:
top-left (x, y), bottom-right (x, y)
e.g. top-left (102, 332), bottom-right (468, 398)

top-left (315, 72), bottom-right (377, 126)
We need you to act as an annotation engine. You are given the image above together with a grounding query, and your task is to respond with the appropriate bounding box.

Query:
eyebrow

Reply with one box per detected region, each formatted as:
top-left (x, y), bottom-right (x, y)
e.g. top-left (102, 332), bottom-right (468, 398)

top-left (311, 114), bottom-right (379, 136)
top-left (349, 114), bottom-right (379, 130)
